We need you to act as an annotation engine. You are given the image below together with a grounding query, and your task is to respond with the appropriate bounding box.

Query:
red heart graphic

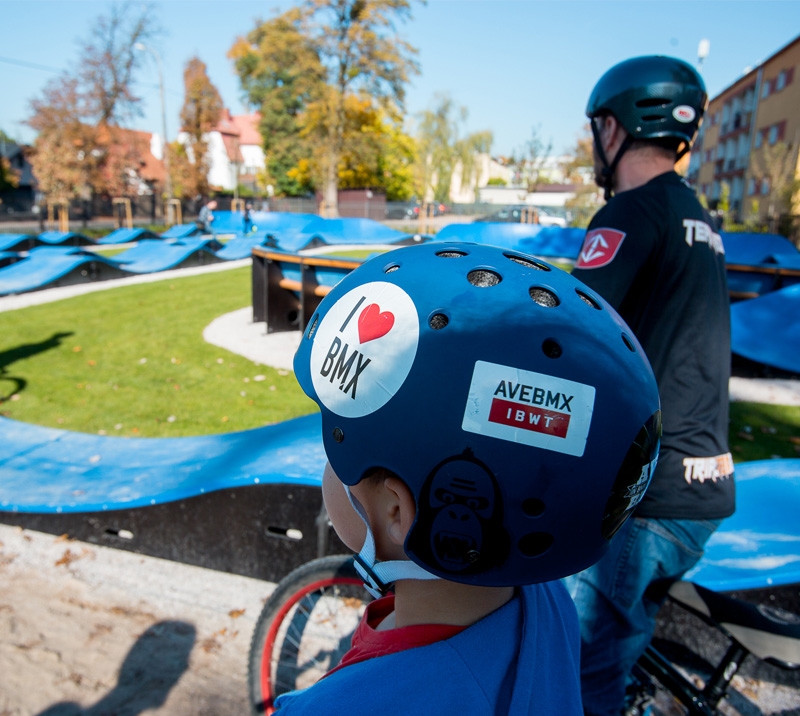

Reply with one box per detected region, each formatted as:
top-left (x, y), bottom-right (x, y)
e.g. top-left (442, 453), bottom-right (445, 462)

top-left (358, 303), bottom-right (395, 344)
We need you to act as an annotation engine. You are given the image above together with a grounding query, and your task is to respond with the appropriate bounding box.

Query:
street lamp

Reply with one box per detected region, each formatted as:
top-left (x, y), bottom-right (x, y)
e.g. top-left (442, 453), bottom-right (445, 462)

top-left (134, 42), bottom-right (172, 202)
top-left (697, 39), bottom-right (710, 73)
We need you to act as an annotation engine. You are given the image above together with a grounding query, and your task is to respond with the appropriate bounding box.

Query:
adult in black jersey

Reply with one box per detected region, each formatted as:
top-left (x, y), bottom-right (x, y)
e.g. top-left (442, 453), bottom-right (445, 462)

top-left (565, 56), bottom-right (735, 716)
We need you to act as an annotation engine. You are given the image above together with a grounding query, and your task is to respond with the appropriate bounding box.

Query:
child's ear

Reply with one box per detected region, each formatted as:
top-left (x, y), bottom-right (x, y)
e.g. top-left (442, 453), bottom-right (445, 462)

top-left (382, 476), bottom-right (417, 547)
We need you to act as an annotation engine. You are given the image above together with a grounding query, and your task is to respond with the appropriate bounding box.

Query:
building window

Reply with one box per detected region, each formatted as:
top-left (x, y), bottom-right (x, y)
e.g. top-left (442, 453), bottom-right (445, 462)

top-left (768, 125), bottom-right (777, 145)
top-left (777, 70), bottom-right (786, 91)
top-left (762, 80), bottom-right (772, 98)
top-left (761, 178), bottom-right (770, 195)
top-left (748, 178), bottom-right (756, 195)
top-left (755, 130), bottom-right (763, 148)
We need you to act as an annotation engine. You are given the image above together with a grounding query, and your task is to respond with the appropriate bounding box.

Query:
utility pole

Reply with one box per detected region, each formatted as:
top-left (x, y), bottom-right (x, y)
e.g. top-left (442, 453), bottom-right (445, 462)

top-left (134, 43), bottom-right (172, 203)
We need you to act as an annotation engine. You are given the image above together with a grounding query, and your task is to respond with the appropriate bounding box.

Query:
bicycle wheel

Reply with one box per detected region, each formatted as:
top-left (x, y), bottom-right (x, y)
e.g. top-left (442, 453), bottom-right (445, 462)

top-left (248, 555), bottom-right (370, 715)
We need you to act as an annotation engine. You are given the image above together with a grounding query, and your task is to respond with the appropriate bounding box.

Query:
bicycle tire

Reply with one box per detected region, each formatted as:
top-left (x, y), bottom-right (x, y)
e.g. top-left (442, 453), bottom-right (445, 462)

top-left (248, 555), bottom-right (370, 716)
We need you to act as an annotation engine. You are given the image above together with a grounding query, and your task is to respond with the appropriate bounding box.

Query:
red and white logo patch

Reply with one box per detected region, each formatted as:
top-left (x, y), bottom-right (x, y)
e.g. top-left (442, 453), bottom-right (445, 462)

top-left (575, 228), bottom-right (627, 269)
top-left (462, 361), bottom-right (596, 457)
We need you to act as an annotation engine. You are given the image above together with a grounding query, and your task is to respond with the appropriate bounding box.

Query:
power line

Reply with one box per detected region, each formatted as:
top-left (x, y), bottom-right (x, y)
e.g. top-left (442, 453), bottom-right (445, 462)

top-left (0, 55), bottom-right (64, 74)
top-left (0, 55), bottom-right (182, 100)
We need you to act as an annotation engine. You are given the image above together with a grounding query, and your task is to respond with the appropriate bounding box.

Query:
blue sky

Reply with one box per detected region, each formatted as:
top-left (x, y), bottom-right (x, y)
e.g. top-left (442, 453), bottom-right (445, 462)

top-left (1, 0), bottom-right (799, 158)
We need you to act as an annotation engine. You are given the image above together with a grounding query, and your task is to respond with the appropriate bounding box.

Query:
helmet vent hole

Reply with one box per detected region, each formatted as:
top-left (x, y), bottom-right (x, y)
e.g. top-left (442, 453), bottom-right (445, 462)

top-left (519, 532), bottom-right (554, 557)
top-left (522, 498), bottom-right (546, 517)
top-left (542, 339), bottom-right (562, 359)
top-left (306, 314), bottom-right (319, 339)
top-left (576, 290), bottom-right (601, 309)
top-left (505, 254), bottom-right (550, 272)
top-left (635, 97), bottom-right (670, 108)
top-left (642, 114), bottom-right (667, 122)
top-left (621, 333), bottom-right (636, 352)
top-left (385, 264), bottom-right (400, 274)
top-left (429, 313), bottom-right (449, 330)
top-left (529, 287), bottom-right (559, 307)
top-left (468, 269), bottom-right (502, 287)
top-left (436, 250), bottom-right (467, 258)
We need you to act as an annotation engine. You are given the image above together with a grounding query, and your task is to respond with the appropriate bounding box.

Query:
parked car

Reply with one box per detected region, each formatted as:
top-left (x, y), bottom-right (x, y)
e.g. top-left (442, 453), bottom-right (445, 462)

top-left (385, 201), bottom-right (420, 219)
top-left (385, 201), bottom-right (448, 220)
top-left (475, 205), bottom-right (567, 227)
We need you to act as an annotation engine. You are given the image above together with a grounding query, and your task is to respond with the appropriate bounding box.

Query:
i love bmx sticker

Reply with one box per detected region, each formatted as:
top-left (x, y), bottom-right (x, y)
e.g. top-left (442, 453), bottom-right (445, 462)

top-left (462, 361), bottom-right (596, 456)
top-left (310, 281), bottom-right (419, 418)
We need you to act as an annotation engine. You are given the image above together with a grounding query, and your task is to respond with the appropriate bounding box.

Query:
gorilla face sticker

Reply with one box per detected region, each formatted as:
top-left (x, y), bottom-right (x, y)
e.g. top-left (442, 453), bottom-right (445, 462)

top-left (310, 281), bottom-right (419, 418)
top-left (462, 360), bottom-right (596, 457)
top-left (409, 450), bottom-right (509, 575)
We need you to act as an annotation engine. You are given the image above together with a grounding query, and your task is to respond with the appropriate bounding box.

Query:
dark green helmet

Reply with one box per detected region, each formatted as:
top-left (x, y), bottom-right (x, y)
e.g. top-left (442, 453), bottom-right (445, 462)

top-left (586, 55), bottom-right (708, 148)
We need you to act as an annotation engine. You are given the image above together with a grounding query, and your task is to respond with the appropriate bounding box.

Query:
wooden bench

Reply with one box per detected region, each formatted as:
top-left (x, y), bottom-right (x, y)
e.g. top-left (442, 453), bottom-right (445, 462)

top-left (252, 248), bottom-right (362, 332)
top-left (727, 262), bottom-right (800, 302)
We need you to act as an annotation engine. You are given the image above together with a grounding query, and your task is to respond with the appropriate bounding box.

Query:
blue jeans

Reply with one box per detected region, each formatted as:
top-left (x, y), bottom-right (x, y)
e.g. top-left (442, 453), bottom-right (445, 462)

top-left (564, 516), bottom-right (721, 716)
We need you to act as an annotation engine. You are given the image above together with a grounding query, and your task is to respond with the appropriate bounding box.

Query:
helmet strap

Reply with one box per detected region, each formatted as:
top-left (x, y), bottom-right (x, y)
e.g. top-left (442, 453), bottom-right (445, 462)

top-left (344, 485), bottom-right (440, 598)
top-left (591, 117), bottom-right (634, 201)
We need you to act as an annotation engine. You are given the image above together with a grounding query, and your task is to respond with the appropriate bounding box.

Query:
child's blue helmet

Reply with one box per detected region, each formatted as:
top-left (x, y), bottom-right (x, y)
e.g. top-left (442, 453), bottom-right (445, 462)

top-left (294, 242), bottom-right (661, 587)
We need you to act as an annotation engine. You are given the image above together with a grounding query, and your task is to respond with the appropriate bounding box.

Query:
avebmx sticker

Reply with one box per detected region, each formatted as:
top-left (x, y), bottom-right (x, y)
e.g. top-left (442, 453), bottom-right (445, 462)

top-left (462, 360), bottom-right (596, 456)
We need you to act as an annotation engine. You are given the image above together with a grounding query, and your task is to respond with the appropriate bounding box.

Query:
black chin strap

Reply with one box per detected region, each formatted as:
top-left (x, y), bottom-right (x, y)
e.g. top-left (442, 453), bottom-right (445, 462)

top-left (591, 118), bottom-right (634, 201)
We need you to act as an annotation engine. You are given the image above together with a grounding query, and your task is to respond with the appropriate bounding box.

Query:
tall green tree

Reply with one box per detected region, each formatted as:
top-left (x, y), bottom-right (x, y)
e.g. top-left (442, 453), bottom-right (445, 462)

top-left (752, 138), bottom-right (800, 230)
top-left (230, 0), bottom-right (421, 213)
top-left (415, 94), bottom-right (492, 205)
top-left (229, 9), bottom-right (327, 197)
top-left (511, 125), bottom-right (553, 191)
top-left (177, 57), bottom-right (224, 199)
top-left (287, 95), bottom-right (417, 200)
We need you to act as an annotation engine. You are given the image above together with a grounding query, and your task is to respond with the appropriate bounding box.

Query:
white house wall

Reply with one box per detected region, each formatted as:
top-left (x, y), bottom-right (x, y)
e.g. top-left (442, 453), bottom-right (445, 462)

top-left (206, 132), bottom-right (235, 191)
top-left (176, 130), bottom-right (264, 192)
top-left (239, 144), bottom-right (265, 176)
top-left (477, 185), bottom-right (576, 207)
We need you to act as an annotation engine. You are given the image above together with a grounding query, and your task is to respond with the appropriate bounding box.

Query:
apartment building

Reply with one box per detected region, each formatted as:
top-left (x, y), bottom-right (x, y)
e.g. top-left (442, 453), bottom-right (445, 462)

top-left (688, 34), bottom-right (800, 225)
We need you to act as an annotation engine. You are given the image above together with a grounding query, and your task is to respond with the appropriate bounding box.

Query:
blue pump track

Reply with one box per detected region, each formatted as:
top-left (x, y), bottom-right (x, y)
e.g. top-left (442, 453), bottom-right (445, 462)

top-left (3, 221), bottom-right (800, 374)
top-left (730, 283), bottom-right (800, 374)
top-left (0, 414), bottom-right (326, 514)
top-left (0, 410), bottom-right (797, 592)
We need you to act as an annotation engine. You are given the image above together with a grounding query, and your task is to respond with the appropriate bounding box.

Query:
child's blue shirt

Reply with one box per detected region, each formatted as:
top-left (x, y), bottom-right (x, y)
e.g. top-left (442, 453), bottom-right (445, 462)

top-left (274, 580), bottom-right (582, 715)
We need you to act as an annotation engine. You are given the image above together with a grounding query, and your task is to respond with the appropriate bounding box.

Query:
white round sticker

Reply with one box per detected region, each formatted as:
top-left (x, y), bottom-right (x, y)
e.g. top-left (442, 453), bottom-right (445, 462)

top-left (673, 105), bottom-right (696, 123)
top-left (310, 281), bottom-right (419, 418)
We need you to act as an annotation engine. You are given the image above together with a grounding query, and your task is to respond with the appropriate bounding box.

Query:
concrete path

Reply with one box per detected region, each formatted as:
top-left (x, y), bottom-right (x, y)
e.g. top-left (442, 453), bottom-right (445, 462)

top-left (0, 522), bottom-right (272, 715)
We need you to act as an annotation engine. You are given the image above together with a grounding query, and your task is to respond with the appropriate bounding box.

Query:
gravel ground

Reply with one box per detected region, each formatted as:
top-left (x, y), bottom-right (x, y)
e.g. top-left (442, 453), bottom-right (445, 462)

top-left (0, 523), bottom-right (272, 716)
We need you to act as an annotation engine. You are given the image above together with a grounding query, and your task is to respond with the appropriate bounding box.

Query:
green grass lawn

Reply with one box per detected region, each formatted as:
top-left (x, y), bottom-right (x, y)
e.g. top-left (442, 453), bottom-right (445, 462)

top-left (1, 262), bottom-right (799, 463)
top-left (0, 266), bottom-right (316, 437)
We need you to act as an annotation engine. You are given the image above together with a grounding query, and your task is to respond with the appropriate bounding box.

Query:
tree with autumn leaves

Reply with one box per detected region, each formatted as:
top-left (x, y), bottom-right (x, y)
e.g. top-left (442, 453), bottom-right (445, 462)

top-left (168, 57), bottom-right (224, 200)
top-left (229, 0), bottom-right (422, 214)
top-left (27, 3), bottom-right (160, 204)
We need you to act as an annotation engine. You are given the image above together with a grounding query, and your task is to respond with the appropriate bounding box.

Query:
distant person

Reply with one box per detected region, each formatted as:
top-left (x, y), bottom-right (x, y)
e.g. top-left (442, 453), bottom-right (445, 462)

top-left (566, 55), bottom-right (735, 716)
top-left (197, 199), bottom-right (217, 234)
top-left (243, 202), bottom-right (253, 233)
top-left (276, 241), bottom-right (662, 715)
